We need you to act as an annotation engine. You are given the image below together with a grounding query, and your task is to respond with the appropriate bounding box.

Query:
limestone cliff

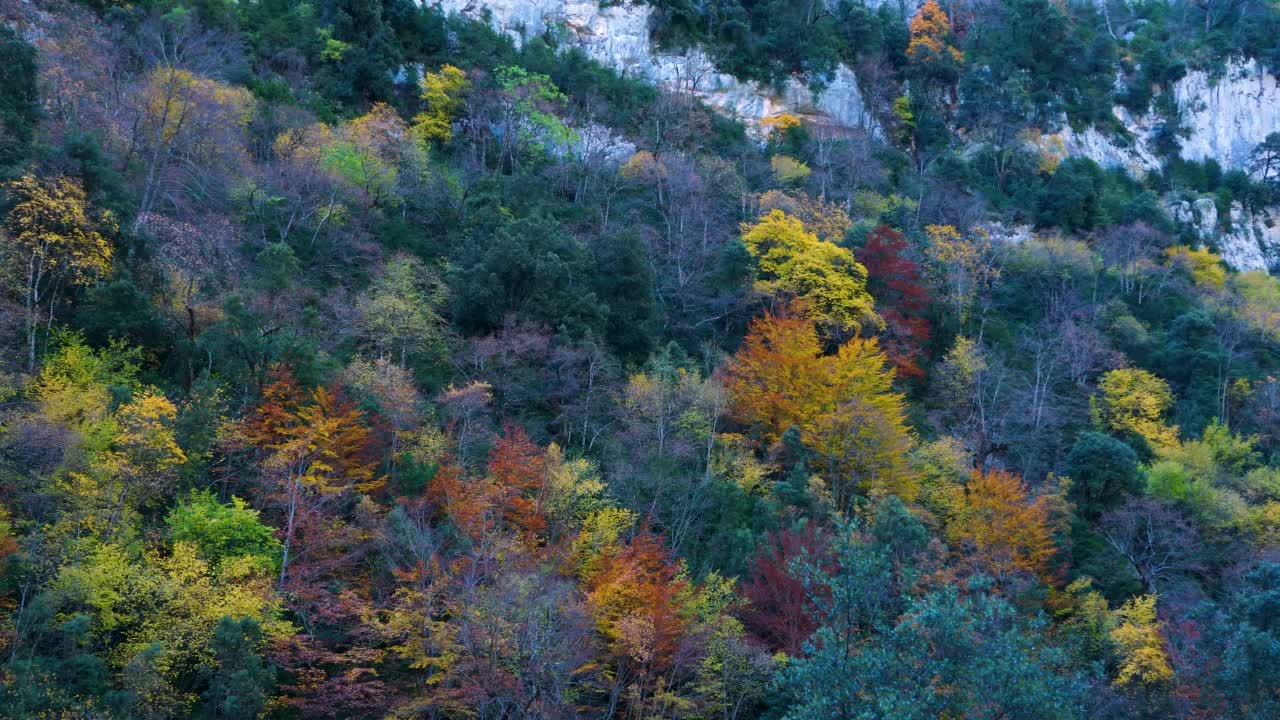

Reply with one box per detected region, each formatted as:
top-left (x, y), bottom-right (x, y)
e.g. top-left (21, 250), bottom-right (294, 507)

top-left (1168, 197), bottom-right (1280, 272)
top-left (1061, 60), bottom-right (1280, 176)
top-left (433, 1), bottom-right (1280, 271)
top-left (430, 0), bottom-right (880, 133)
top-left (1066, 60), bottom-right (1280, 272)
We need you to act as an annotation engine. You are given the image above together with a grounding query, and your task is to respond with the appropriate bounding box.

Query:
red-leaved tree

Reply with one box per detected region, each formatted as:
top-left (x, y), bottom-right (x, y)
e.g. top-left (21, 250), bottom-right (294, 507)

top-left (740, 525), bottom-right (830, 655)
top-left (857, 225), bottom-right (932, 379)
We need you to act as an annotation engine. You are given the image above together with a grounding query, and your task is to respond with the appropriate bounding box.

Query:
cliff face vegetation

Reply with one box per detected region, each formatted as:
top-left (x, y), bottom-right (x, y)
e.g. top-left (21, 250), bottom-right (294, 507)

top-left (1, 1), bottom-right (1280, 718)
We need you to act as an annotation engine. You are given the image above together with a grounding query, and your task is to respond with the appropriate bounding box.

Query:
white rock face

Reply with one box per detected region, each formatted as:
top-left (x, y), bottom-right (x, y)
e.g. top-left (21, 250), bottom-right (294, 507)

top-left (436, 3), bottom-right (1280, 270)
top-left (980, 221), bottom-right (1034, 246)
top-left (429, 0), bottom-right (880, 133)
top-left (1220, 205), bottom-right (1280, 272)
top-left (1061, 60), bottom-right (1280, 272)
top-left (1175, 60), bottom-right (1280, 170)
top-left (1064, 60), bottom-right (1280, 175)
top-left (1166, 197), bottom-right (1280, 272)
top-left (1057, 105), bottom-right (1162, 175)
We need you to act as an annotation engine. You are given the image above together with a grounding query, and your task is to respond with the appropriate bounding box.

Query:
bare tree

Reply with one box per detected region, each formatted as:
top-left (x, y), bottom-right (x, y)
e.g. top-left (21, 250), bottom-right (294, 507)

top-left (125, 11), bottom-right (248, 233)
top-left (1101, 498), bottom-right (1203, 594)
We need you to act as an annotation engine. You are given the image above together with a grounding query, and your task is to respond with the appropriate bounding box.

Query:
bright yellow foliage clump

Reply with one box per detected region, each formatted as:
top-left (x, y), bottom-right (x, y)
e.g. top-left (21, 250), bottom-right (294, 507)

top-left (2, 174), bottom-right (114, 284)
top-left (413, 64), bottom-right (469, 144)
top-left (53, 540), bottom-right (290, 665)
top-left (763, 113), bottom-right (802, 134)
top-left (741, 210), bottom-right (879, 333)
top-left (757, 190), bottom-right (851, 243)
top-left (1166, 245), bottom-right (1226, 289)
top-left (1111, 595), bottom-right (1175, 687)
top-left (1234, 270), bottom-right (1280, 341)
top-left (1097, 368), bottom-right (1180, 449)
top-left (143, 68), bottom-right (254, 142)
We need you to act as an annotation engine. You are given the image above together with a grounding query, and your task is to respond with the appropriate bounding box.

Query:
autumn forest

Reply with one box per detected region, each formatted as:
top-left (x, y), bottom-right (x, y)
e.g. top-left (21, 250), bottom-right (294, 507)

top-left (2, 0), bottom-right (1280, 719)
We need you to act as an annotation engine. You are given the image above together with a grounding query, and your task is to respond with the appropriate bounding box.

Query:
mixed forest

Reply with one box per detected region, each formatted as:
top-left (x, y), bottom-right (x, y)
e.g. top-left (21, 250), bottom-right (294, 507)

top-left (2, 0), bottom-right (1280, 718)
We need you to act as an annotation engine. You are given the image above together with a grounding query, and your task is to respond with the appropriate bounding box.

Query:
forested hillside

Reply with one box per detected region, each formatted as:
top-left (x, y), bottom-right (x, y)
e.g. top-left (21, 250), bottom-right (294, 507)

top-left (1, 1), bottom-right (1280, 718)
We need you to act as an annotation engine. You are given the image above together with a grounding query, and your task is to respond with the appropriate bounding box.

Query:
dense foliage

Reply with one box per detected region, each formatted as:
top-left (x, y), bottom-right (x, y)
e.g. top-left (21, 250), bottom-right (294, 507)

top-left (1, 0), bottom-right (1280, 718)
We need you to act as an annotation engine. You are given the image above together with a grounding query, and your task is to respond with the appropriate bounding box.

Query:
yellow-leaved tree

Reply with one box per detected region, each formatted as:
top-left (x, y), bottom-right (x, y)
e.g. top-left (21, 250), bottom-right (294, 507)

top-left (1165, 245), bottom-right (1226, 289)
top-left (31, 334), bottom-right (188, 541)
top-left (51, 540), bottom-right (290, 718)
top-left (740, 210), bottom-right (879, 335)
top-left (906, 0), bottom-right (964, 85)
top-left (1060, 579), bottom-right (1174, 690)
top-left (134, 68), bottom-right (254, 230)
top-left (1110, 594), bottom-right (1175, 687)
top-left (1095, 368), bottom-right (1180, 449)
top-left (243, 372), bottom-right (382, 588)
top-left (413, 64), bottom-right (469, 144)
top-left (924, 224), bottom-right (1001, 328)
top-left (2, 174), bottom-right (115, 371)
top-left (947, 468), bottom-right (1058, 583)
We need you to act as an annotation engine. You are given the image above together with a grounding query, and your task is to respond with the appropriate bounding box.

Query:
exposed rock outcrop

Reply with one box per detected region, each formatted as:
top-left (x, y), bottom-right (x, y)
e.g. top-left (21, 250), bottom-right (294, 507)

top-left (1060, 60), bottom-right (1280, 271)
top-left (437, 2), bottom-right (1280, 271)
top-left (1167, 197), bottom-right (1280, 272)
top-left (430, 0), bottom-right (880, 133)
top-left (1061, 60), bottom-right (1280, 176)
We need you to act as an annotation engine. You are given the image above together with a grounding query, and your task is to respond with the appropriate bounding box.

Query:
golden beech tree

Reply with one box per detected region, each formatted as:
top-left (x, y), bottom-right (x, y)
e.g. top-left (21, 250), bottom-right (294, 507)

top-left (1059, 579), bottom-right (1174, 689)
top-left (2, 174), bottom-right (115, 371)
top-left (756, 190), bottom-right (852, 243)
top-left (1165, 245), bottom-right (1226, 290)
top-left (1110, 594), bottom-right (1175, 687)
top-left (103, 390), bottom-right (188, 534)
top-left (133, 68), bottom-right (254, 230)
top-left (412, 64), bottom-right (469, 144)
top-left (924, 224), bottom-right (1001, 328)
top-left (723, 310), bottom-right (914, 508)
top-left (948, 468), bottom-right (1057, 582)
top-left (740, 210), bottom-right (879, 335)
top-left (1096, 368), bottom-right (1180, 449)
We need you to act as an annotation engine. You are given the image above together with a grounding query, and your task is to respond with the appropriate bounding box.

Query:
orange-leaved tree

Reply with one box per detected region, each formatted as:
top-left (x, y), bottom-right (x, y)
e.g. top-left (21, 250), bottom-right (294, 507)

top-left (723, 309), bottom-right (915, 508)
top-left (907, 0), bottom-right (964, 86)
top-left (243, 371), bottom-right (382, 588)
top-left (428, 426), bottom-right (550, 550)
top-left (485, 426), bottom-right (549, 547)
top-left (948, 468), bottom-right (1057, 583)
top-left (582, 529), bottom-right (691, 713)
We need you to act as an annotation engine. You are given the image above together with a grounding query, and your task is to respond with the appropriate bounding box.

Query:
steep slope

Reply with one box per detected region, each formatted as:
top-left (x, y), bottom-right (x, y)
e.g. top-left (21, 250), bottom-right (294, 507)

top-left (436, 0), bottom-right (1280, 270)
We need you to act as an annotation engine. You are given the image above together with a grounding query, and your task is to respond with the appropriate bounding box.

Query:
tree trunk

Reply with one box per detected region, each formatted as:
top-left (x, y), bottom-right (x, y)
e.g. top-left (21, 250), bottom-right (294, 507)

top-left (279, 475), bottom-right (299, 590)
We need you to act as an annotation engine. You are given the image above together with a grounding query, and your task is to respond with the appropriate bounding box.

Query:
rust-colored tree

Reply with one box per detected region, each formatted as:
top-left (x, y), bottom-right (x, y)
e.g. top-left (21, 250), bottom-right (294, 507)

top-left (485, 426), bottom-right (549, 546)
top-left (857, 225), bottom-right (932, 379)
top-left (242, 371), bottom-right (382, 589)
top-left (427, 426), bottom-right (550, 553)
top-left (948, 469), bottom-right (1057, 584)
top-left (583, 530), bottom-right (691, 715)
